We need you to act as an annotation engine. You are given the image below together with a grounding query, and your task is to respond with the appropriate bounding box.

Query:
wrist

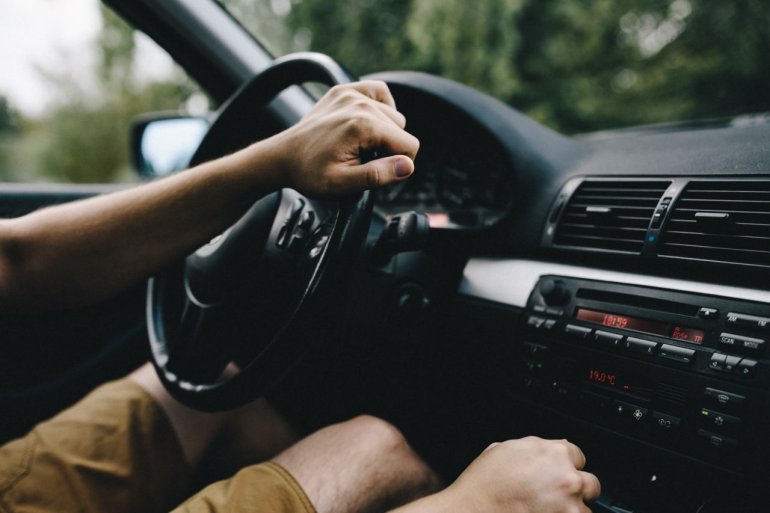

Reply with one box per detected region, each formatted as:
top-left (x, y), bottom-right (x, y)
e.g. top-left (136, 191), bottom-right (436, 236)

top-left (388, 487), bottom-right (458, 513)
top-left (232, 134), bottom-right (292, 191)
top-left (254, 130), bottom-right (297, 190)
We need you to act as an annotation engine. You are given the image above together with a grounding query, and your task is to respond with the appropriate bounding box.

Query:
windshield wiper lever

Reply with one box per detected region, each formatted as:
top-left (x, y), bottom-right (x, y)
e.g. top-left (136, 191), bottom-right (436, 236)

top-left (367, 211), bottom-right (430, 265)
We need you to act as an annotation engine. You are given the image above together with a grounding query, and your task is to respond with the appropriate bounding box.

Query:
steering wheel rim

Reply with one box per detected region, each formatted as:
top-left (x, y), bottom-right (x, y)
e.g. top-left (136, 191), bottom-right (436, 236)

top-left (147, 53), bottom-right (373, 411)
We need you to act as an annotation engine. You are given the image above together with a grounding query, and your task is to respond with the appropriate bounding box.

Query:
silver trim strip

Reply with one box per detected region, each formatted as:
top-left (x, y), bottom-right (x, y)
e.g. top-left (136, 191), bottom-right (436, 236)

top-left (459, 258), bottom-right (770, 307)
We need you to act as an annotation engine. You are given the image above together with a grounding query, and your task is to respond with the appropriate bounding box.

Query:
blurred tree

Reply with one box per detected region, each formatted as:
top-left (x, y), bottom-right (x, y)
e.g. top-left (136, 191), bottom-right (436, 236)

top-left (98, 5), bottom-right (137, 91)
top-left (33, 6), bottom-right (200, 183)
top-left (0, 96), bottom-right (19, 134)
top-left (9, 0), bottom-right (770, 185)
top-left (0, 96), bottom-right (21, 180)
top-left (253, 0), bottom-right (770, 133)
top-left (38, 81), bottom-right (198, 183)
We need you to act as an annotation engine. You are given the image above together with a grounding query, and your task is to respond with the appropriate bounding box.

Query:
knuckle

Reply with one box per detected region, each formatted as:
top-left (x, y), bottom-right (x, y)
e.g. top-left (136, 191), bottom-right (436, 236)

top-left (559, 472), bottom-right (584, 495)
top-left (342, 89), bottom-right (360, 103)
top-left (344, 117), bottom-right (364, 137)
top-left (351, 114), bottom-right (376, 135)
top-left (365, 165), bottom-right (381, 188)
top-left (555, 440), bottom-right (572, 455)
top-left (329, 84), bottom-right (348, 97)
top-left (354, 99), bottom-right (375, 113)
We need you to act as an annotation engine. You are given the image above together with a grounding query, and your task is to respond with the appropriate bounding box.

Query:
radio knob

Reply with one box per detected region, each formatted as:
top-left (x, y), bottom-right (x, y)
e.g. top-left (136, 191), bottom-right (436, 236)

top-left (540, 279), bottom-right (570, 306)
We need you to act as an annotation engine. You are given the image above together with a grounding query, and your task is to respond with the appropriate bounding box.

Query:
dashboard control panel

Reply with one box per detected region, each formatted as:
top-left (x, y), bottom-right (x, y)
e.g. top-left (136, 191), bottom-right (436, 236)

top-left (517, 276), bottom-right (770, 473)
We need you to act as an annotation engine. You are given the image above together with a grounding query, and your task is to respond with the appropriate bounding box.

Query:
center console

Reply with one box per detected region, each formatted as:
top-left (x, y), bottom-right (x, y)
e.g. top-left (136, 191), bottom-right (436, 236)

top-left (517, 276), bottom-right (770, 473)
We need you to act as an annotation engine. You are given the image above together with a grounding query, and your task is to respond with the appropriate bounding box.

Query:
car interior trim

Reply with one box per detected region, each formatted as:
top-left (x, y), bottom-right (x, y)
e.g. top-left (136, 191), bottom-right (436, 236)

top-left (459, 258), bottom-right (770, 308)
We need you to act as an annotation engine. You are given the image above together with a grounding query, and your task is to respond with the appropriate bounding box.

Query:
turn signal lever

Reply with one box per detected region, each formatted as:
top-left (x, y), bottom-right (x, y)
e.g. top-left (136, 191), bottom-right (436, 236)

top-left (367, 211), bottom-right (430, 265)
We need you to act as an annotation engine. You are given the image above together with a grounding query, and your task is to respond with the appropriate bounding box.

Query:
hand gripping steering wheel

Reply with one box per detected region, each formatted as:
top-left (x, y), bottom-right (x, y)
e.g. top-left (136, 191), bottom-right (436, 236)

top-left (147, 53), bottom-right (373, 411)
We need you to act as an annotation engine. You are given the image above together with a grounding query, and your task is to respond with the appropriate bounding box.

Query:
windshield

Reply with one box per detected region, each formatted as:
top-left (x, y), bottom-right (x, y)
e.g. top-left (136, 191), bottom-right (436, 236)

top-left (222, 0), bottom-right (770, 134)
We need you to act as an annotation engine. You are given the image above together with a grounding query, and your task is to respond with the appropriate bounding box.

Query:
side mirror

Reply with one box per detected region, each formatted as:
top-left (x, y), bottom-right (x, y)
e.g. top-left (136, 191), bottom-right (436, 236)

top-left (130, 114), bottom-right (210, 178)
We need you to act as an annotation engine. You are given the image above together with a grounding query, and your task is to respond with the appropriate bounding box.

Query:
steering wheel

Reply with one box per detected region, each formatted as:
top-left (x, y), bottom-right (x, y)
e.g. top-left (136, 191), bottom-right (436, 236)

top-left (147, 53), bottom-right (373, 411)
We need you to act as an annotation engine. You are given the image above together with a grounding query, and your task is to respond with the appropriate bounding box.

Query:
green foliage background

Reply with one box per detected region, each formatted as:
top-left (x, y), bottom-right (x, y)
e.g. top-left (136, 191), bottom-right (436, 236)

top-left (1, 0), bottom-right (769, 184)
top-left (0, 7), bottom-right (198, 183)
top-left (272, 0), bottom-right (770, 133)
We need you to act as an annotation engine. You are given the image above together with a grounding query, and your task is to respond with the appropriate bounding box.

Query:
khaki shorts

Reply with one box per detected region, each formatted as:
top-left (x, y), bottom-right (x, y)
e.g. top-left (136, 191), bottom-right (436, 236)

top-left (0, 379), bottom-right (315, 513)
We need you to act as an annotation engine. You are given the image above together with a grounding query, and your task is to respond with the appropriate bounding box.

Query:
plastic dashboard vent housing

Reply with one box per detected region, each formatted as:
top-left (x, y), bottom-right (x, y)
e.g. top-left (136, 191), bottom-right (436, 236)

top-left (659, 180), bottom-right (770, 268)
top-left (553, 180), bottom-right (670, 254)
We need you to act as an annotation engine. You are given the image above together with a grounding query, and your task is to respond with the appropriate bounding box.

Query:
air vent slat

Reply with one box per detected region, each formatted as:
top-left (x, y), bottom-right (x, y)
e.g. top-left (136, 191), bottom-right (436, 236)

top-left (568, 203), bottom-right (658, 210)
top-left (554, 180), bottom-right (670, 254)
top-left (659, 179), bottom-right (770, 268)
top-left (672, 207), bottom-right (770, 216)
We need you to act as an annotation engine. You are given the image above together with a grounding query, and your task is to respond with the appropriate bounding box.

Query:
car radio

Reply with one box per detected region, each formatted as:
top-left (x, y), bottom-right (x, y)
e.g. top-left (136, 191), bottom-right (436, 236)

top-left (516, 276), bottom-right (770, 473)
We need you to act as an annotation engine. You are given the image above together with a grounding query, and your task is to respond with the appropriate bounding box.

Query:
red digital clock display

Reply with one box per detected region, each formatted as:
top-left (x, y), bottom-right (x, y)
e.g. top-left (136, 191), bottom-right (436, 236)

top-left (574, 308), bottom-right (704, 345)
top-left (575, 308), bottom-right (668, 335)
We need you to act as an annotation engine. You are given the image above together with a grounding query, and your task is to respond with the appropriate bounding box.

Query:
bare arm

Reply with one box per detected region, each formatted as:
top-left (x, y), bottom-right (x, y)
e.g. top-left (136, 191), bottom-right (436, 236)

top-left (0, 81), bottom-right (418, 311)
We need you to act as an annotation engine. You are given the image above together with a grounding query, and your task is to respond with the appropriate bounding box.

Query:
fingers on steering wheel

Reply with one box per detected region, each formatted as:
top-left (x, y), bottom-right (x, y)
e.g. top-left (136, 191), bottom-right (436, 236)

top-left (579, 470), bottom-right (602, 501)
top-left (349, 80), bottom-right (398, 109)
top-left (559, 439), bottom-right (587, 470)
top-left (371, 102), bottom-right (407, 129)
top-left (371, 121), bottom-right (420, 161)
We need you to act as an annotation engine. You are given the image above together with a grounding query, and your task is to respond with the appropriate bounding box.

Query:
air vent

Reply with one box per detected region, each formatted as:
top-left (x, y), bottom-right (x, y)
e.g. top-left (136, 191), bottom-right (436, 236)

top-left (659, 180), bottom-right (770, 268)
top-left (554, 180), bottom-right (670, 253)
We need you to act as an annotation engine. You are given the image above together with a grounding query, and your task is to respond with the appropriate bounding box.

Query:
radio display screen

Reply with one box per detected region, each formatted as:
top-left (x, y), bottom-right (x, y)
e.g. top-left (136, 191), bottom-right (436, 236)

top-left (575, 308), bottom-right (704, 344)
top-left (585, 367), bottom-right (654, 398)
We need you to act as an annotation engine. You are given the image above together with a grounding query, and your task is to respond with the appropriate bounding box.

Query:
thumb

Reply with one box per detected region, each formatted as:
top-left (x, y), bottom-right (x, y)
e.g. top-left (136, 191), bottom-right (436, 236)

top-left (336, 155), bottom-right (414, 194)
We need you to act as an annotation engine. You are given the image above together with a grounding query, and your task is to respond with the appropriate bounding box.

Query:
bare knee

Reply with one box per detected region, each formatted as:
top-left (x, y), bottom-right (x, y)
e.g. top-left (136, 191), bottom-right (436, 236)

top-left (273, 415), bottom-right (439, 513)
top-left (343, 414), bottom-right (410, 456)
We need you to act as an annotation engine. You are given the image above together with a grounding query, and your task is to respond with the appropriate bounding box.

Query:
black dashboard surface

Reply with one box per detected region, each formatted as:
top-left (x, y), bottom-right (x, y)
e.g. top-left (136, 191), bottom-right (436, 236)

top-left (356, 71), bottom-right (770, 512)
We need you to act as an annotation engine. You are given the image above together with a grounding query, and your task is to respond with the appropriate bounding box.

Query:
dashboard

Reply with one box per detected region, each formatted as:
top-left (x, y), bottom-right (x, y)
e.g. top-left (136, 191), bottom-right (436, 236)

top-left (366, 71), bottom-right (770, 512)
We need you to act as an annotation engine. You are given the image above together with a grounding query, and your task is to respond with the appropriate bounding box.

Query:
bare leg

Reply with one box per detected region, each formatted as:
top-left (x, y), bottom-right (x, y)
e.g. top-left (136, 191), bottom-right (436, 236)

top-left (273, 415), bottom-right (442, 513)
top-left (129, 363), bottom-right (299, 469)
top-left (132, 363), bottom-right (440, 511)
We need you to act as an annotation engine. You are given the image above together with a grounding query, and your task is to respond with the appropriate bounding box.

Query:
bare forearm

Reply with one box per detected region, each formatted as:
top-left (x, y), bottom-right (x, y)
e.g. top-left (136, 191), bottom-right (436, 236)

top-left (0, 81), bottom-right (419, 312)
top-left (0, 138), bottom-right (284, 311)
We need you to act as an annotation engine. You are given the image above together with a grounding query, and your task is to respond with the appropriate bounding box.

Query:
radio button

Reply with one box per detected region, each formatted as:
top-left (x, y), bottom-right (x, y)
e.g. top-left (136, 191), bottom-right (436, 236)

top-left (594, 330), bottom-right (623, 348)
top-left (652, 412), bottom-right (681, 432)
top-left (540, 279), bottom-right (570, 306)
top-left (737, 359), bottom-right (757, 378)
top-left (698, 307), bottom-right (719, 320)
top-left (704, 388), bottom-right (746, 409)
top-left (725, 312), bottom-right (770, 332)
top-left (724, 355), bottom-right (741, 373)
top-left (543, 319), bottom-right (557, 331)
top-left (700, 408), bottom-right (742, 430)
top-left (708, 353), bottom-right (727, 371)
top-left (659, 344), bottom-right (695, 364)
top-left (613, 400), bottom-right (649, 423)
top-left (564, 324), bottom-right (592, 340)
top-left (719, 333), bottom-right (765, 353)
top-left (624, 337), bottom-right (658, 355)
top-left (527, 315), bottom-right (546, 329)
top-left (697, 429), bottom-right (738, 449)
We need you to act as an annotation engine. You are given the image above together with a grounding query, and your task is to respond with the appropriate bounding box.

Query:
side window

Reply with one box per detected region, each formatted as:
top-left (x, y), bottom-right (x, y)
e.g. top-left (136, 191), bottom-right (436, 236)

top-left (0, 3), bottom-right (207, 184)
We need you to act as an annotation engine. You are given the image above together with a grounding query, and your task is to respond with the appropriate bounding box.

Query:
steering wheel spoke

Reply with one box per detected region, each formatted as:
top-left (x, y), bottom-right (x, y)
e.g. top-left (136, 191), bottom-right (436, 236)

top-left (165, 297), bottom-right (229, 382)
